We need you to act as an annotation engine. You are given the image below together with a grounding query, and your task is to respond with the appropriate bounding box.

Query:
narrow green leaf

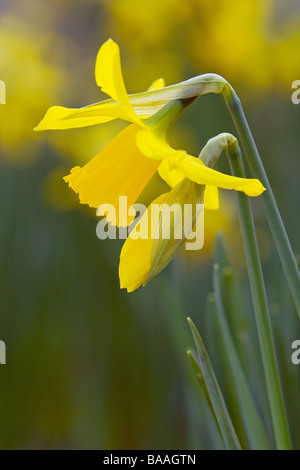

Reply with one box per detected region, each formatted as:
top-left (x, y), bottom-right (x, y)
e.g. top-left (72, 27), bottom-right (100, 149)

top-left (187, 317), bottom-right (241, 450)
top-left (187, 349), bottom-right (219, 421)
top-left (213, 263), bottom-right (271, 449)
top-left (187, 349), bottom-right (204, 385)
top-left (215, 235), bottom-right (261, 374)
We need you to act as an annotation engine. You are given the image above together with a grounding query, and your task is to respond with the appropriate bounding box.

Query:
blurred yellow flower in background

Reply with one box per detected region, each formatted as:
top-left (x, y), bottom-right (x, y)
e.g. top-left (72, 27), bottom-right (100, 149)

top-left (109, 0), bottom-right (300, 92)
top-left (0, 16), bottom-right (66, 163)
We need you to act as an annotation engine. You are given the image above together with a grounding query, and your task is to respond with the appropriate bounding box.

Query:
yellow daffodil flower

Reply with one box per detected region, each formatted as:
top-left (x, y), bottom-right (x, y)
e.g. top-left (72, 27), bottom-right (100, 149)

top-left (35, 39), bottom-right (264, 218)
top-left (35, 39), bottom-right (266, 291)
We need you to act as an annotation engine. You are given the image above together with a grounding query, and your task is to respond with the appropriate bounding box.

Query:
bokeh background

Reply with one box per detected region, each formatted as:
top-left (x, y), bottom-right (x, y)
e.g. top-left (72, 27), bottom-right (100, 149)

top-left (0, 0), bottom-right (299, 449)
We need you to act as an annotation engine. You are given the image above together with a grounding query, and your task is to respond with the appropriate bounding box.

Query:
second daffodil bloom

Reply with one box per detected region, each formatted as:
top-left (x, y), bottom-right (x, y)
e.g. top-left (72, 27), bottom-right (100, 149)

top-left (35, 39), bottom-right (265, 291)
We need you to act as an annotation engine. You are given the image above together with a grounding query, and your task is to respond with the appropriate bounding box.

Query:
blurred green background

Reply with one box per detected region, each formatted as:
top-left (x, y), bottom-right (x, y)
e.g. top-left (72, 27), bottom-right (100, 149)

top-left (0, 0), bottom-right (299, 449)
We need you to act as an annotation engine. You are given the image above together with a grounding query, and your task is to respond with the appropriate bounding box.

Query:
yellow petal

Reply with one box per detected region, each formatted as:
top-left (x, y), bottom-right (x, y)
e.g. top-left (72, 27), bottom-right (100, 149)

top-left (119, 190), bottom-right (175, 293)
top-left (34, 83), bottom-right (166, 132)
top-left (119, 178), bottom-right (204, 292)
top-left (95, 39), bottom-right (142, 125)
top-left (64, 124), bottom-right (160, 226)
top-left (158, 158), bottom-right (185, 188)
top-left (177, 154), bottom-right (266, 197)
top-left (34, 77), bottom-right (167, 131)
top-left (119, 225), bottom-right (154, 293)
top-left (204, 185), bottom-right (219, 210)
top-left (147, 78), bottom-right (165, 91)
top-left (136, 129), bottom-right (265, 197)
top-left (34, 102), bottom-right (136, 131)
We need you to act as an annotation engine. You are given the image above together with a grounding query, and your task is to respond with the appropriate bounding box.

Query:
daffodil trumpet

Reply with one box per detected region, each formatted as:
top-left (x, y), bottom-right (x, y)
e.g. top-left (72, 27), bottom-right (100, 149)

top-left (35, 38), bottom-right (266, 292)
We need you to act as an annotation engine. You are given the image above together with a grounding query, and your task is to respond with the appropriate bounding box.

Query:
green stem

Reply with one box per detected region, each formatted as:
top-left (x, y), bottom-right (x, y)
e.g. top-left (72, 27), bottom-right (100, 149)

top-left (224, 89), bottom-right (300, 319)
top-left (226, 142), bottom-right (291, 450)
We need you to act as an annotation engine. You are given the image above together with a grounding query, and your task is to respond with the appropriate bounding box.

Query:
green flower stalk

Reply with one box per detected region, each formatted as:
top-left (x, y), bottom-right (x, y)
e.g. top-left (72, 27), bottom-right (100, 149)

top-left (227, 143), bottom-right (291, 450)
